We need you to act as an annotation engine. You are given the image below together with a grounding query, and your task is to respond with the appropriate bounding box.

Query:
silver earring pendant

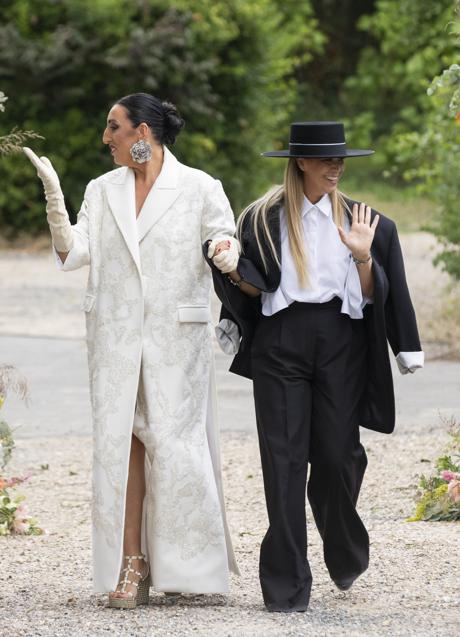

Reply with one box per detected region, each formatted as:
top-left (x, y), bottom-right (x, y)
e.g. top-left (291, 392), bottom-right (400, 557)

top-left (130, 139), bottom-right (152, 163)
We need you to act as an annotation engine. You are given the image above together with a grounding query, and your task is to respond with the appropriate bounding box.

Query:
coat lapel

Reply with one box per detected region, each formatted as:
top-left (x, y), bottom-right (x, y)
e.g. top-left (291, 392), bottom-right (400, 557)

top-left (104, 147), bottom-right (182, 272)
top-left (137, 146), bottom-right (182, 243)
top-left (105, 168), bottom-right (141, 273)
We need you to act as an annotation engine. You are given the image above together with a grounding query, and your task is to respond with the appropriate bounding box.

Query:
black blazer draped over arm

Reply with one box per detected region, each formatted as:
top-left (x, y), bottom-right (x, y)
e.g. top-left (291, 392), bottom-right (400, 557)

top-left (204, 199), bottom-right (423, 434)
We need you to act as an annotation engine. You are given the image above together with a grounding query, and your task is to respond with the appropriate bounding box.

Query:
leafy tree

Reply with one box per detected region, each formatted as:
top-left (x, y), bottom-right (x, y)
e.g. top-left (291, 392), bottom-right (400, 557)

top-left (394, 64), bottom-right (460, 279)
top-left (293, 0), bottom-right (376, 120)
top-left (0, 0), bottom-right (321, 235)
top-left (0, 91), bottom-right (41, 155)
top-left (342, 0), bottom-right (460, 173)
top-left (376, 1), bottom-right (460, 279)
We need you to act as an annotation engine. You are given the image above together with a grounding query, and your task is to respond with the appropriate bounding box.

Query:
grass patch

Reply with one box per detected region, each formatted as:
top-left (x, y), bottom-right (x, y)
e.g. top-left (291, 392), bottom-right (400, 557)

top-left (340, 177), bottom-right (434, 233)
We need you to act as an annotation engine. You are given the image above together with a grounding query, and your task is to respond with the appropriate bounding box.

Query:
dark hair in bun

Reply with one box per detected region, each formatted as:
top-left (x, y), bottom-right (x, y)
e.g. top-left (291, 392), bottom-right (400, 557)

top-left (116, 93), bottom-right (185, 145)
top-left (161, 100), bottom-right (185, 145)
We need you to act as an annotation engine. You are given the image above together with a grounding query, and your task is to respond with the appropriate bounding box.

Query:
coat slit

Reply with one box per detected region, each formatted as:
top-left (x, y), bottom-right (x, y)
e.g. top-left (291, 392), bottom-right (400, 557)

top-left (111, 358), bottom-right (144, 591)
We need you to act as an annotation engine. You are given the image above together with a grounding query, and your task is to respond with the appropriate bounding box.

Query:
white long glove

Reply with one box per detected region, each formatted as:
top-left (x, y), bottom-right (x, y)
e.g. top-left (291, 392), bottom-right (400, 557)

top-left (23, 147), bottom-right (74, 252)
top-left (207, 236), bottom-right (240, 273)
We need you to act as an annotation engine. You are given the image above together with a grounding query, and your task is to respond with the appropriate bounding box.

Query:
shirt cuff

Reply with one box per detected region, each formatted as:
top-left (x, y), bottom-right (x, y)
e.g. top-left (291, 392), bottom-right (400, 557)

top-left (341, 256), bottom-right (364, 319)
top-left (215, 319), bottom-right (240, 355)
top-left (396, 351), bottom-right (425, 375)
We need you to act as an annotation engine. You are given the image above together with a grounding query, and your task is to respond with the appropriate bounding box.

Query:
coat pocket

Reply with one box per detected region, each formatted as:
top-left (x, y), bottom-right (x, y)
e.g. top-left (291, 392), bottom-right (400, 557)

top-left (177, 305), bottom-right (211, 323)
top-left (82, 293), bottom-right (96, 313)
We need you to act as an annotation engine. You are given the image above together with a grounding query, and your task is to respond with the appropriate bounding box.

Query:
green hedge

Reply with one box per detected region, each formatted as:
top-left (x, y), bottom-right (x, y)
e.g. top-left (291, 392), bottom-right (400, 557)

top-left (0, 0), bottom-right (322, 234)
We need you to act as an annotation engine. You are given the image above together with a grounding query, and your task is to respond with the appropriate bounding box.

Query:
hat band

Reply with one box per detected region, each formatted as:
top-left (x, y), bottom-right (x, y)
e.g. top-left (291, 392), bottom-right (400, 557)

top-left (290, 142), bottom-right (346, 146)
top-left (289, 142), bottom-right (347, 157)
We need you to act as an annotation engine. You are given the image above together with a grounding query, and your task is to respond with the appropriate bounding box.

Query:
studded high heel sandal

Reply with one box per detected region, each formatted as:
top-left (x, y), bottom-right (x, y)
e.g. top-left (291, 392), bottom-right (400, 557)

top-left (108, 554), bottom-right (151, 609)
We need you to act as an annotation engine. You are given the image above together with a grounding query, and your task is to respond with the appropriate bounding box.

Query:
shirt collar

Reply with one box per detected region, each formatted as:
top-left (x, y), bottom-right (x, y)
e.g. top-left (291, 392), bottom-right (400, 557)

top-left (302, 193), bottom-right (332, 218)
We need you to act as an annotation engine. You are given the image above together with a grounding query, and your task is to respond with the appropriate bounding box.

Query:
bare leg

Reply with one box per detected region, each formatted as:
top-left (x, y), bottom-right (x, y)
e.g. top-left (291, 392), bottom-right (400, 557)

top-left (123, 433), bottom-right (146, 553)
top-left (110, 434), bottom-right (149, 600)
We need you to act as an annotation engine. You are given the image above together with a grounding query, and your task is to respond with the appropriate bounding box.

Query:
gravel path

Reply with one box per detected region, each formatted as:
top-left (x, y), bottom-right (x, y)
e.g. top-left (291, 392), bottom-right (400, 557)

top-left (1, 430), bottom-right (458, 637)
top-left (0, 239), bottom-right (459, 636)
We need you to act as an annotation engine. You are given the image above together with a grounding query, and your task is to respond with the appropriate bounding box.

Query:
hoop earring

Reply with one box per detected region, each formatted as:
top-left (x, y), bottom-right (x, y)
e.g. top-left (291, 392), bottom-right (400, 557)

top-left (130, 139), bottom-right (152, 163)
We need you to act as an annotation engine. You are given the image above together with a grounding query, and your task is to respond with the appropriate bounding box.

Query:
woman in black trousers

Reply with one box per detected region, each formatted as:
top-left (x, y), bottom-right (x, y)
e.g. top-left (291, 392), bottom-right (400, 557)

top-left (206, 121), bottom-right (424, 612)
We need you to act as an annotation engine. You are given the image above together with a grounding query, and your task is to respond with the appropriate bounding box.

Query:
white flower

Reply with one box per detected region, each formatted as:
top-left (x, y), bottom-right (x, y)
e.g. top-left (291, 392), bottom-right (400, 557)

top-left (0, 521), bottom-right (10, 536)
top-left (0, 91), bottom-right (7, 113)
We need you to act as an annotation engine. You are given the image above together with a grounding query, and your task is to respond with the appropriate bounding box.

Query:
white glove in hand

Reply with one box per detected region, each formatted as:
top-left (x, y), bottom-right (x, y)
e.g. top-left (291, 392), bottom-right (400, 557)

top-left (208, 237), bottom-right (240, 274)
top-left (23, 147), bottom-right (73, 252)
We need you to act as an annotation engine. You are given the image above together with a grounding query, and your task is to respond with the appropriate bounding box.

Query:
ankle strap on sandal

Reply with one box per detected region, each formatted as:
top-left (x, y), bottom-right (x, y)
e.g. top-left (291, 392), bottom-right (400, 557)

top-left (117, 554), bottom-right (149, 594)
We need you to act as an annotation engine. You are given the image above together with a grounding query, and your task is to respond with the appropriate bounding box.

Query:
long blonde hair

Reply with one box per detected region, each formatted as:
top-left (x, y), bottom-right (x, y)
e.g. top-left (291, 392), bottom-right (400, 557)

top-left (237, 159), bottom-right (350, 287)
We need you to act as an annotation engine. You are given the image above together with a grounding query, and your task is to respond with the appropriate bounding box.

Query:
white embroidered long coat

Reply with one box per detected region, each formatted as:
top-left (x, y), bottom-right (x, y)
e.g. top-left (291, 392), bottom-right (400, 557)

top-left (58, 147), bottom-right (239, 592)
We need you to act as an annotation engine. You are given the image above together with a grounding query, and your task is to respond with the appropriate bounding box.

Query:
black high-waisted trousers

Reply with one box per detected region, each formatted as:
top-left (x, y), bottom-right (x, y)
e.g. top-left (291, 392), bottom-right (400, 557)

top-left (251, 298), bottom-right (369, 612)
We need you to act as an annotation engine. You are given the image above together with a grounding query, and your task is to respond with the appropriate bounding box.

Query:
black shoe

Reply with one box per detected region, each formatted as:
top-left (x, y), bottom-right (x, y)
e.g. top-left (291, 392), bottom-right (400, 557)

top-left (333, 577), bottom-right (356, 591)
top-left (266, 603), bottom-right (308, 613)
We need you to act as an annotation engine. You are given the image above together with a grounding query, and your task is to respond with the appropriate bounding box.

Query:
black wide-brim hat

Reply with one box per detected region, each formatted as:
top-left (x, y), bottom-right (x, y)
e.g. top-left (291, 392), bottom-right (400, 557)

top-left (262, 121), bottom-right (374, 158)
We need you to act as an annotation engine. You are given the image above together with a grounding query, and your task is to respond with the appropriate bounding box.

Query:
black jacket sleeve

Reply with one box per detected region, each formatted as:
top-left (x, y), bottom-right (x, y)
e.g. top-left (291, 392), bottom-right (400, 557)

top-left (384, 223), bottom-right (422, 356)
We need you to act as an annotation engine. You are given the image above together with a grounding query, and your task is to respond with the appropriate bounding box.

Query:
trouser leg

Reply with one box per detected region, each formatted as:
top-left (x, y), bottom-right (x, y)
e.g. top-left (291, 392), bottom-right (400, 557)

top-left (307, 433), bottom-right (368, 582)
top-left (252, 312), bottom-right (313, 612)
top-left (307, 313), bottom-right (369, 582)
top-left (251, 302), bottom-right (370, 608)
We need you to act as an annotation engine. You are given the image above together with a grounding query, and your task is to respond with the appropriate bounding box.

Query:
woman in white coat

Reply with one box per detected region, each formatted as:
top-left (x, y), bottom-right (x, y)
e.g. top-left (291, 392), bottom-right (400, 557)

top-left (23, 92), bottom-right (240, 608)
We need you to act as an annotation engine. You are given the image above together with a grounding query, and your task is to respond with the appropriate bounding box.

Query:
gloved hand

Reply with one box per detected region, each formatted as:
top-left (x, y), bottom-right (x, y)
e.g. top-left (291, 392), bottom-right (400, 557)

top-left (208, 239), bottom-right (231, 256)
top-left (23, 147), bottom-right (73, 252)
top-left (207, 236), bottom-right (240, 274)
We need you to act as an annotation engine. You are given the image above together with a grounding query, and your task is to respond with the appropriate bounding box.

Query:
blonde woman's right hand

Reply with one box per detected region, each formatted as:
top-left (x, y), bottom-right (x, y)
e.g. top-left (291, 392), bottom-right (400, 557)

top-left (23, 147), bottom-right (73, 253)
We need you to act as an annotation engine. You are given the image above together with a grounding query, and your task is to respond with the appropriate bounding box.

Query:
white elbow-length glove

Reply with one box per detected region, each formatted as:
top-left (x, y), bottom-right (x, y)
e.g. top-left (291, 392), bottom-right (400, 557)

top-left (23, 147), bottom-right (73, 252)
top-left (207, 237), bottom-right (241, 273)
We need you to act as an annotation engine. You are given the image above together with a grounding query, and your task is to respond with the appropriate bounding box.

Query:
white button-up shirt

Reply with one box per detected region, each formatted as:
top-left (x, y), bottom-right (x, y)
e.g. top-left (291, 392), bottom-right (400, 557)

top-left (261, 194), bottom-right (366, 319)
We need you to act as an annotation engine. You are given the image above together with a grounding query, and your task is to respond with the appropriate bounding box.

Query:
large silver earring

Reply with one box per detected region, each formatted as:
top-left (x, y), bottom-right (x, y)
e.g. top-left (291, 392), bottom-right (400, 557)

top-left (130, 139), bottom-right (152, 163)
